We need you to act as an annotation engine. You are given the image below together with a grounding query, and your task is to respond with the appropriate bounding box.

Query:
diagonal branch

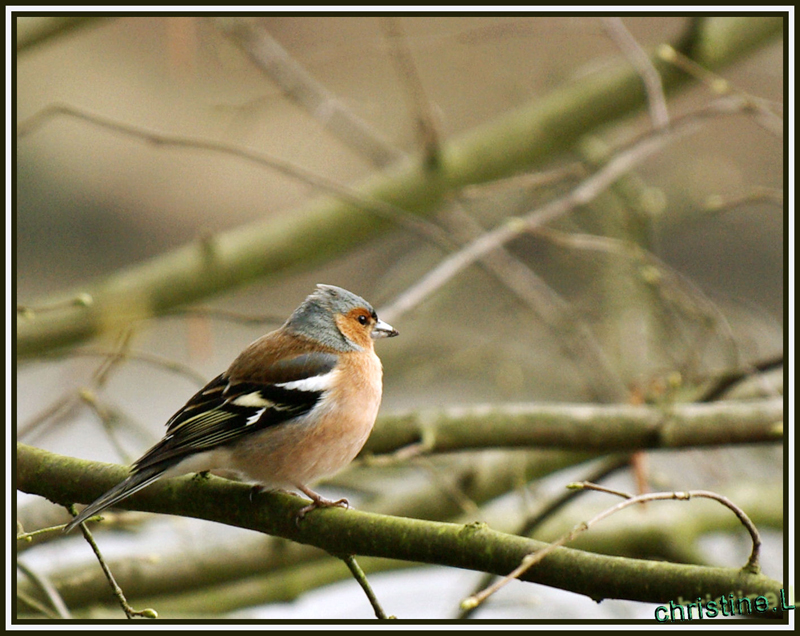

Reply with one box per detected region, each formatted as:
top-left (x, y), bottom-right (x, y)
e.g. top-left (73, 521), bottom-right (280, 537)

top-left (16, 18), bottom-right (782, 357)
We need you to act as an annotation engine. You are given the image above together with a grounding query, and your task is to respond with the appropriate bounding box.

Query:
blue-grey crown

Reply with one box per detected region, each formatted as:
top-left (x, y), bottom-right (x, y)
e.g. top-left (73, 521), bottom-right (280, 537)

top-left (285, 284), bottom-right (373, 351)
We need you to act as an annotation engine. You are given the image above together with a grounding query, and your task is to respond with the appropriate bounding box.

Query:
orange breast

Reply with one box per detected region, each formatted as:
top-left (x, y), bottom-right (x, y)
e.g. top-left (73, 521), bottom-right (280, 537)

top-left (227, 350), bottom-right (383, 489)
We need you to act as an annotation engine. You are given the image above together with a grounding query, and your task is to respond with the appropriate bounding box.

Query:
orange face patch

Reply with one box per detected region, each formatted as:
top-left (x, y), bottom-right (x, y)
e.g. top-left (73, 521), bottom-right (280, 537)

top-left (335, 308), bottom-right (376, 349)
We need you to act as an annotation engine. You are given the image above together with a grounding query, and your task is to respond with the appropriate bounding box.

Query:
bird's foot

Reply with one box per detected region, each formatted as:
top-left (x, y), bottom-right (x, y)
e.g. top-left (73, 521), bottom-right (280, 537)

top-left (295, 485), bottom-right (349, 524)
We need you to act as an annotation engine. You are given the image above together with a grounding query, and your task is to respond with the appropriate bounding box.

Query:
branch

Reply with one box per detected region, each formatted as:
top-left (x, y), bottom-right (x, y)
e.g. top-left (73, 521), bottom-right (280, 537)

top-left (15, 16), bottom-right (112, 53)
top-left (462, 484), bottom-right (764, 610)
top-left (17, 444), bottom-right (782, 606)
top-left (18, 478), bottom-right (782, 614)
top-left (217, 18), bottom-right (403, 168)
top-left (362, 398), bottom-right (783, 456)
top-left (378, 95), bottom-right (761, 323)
top-left (16, 17), bottom-right (782, 357)
top-left (18, 448), bottom-right (595, 611)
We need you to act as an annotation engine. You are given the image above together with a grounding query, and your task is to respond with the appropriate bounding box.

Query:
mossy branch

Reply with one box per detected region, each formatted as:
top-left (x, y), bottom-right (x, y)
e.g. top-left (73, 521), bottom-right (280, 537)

top-left (17, 443), bottom-right (782, 606)
top-left (362, 398), bottom-right (783, 455)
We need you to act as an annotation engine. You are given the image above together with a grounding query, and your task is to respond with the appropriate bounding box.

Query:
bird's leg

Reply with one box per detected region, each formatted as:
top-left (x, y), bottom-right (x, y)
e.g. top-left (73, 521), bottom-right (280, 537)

top-left (295, 484), bottom-right (349, 522)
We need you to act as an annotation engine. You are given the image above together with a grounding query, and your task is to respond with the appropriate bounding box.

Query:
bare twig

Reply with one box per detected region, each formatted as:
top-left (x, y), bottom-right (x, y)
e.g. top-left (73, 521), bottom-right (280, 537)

top-left (380, 16), bottom-right (441, 166)
top-left (36, 347), bottom-right (210, 387)
top-left (574, 483), bottom-right (762, 572)
top-left (458, 163), bottom-right (587, 198)
top-left (658, 44), bottom-right (782, 136)
top-left (67, 505), bottom-right (158, 619)
top-left (602, 17), bottom-right (669, 130)
top-left (381, 97), bottom-right (752, 324)
top-left (458, 455), bottom-right (631, 618)
top-left (17, 393), bottom-right (83, 441)
top-left (341, 555), bottom-right (390, 619)
top-left (462, 483), bottom-right (763, 610)
top-left (16, 561), bottom-right (72, 619)
top-left (217, 18), bottom-right (402, 168)
top-left (19, 330), bottom-right (138, 444)
top-left (531, 226), bottom-right (742, 371)
top-left (17, 103), bottom-right (455, 252)
top-left (439, 204), bottom-right (628, 402)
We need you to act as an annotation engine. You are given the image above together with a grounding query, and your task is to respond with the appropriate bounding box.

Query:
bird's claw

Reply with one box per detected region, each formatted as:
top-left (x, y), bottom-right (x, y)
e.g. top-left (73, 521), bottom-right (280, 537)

top-left (295, 496), bottom-right (349, 526)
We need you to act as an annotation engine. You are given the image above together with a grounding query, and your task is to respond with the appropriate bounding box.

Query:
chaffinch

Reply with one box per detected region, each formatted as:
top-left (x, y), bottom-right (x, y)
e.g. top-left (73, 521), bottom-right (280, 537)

top-left (64, 284), bottom-right (398, 532)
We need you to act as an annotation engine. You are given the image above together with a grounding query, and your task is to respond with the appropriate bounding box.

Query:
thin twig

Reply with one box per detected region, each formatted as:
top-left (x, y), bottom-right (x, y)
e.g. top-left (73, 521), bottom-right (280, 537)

top-left (458, 455), bottom-right (631, 618)
top-left (18, 329), bottom-right (138, 443)
top-left (68, 505), bottom-right (158, 619)
top-left (532, 226), bottom-right (742, 371)
top-left (17, 392), bottom-right (82, 441)
top-left (36, 347), bottom-right (210, 387)
top-left (380, 95), bottom-right (754, 324)
top-left (16, 561), bottom-right (72, 619)
top-left (442, 204), bottom-right (628, 402)
top-left (217, 18), bottom-right (402, 168)
top-left (17, 103), bottom-right (456, 252)
top-left (602, 17), bottom-right (669, 130)
top-left (341, 554), bottom-right (390, 619)
top-left (461, 483), bottom-right (763, 610)
top-left (380, 16), bottom-right (441, 166)
top-left (658, 44), bottom-right (782, 136)
top-left (574, 483), bottom-right (762, 572)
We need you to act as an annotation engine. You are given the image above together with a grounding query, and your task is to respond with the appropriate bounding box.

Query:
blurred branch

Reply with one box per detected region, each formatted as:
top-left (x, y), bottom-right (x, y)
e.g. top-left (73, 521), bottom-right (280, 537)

top-left (17, 443), bottom-right (783, 607)
top-left (31, 347), bottom-right (211, 388)
top-left (658, 44), bottom-right (783, 136)
top-left (17, 103), bottom-right (455, 252)
top-left (380, 16), bottom-right (442, 165)
top-left (16, 561), bottom-right (71, 619)
top-left (379, 95), bottom-right (757, 323)
top-left (216, 18), bottom-right (403, 168)
top-left (364, 398), bottom-right (783, 455)
top-left (16, 16), bottom-right (782, 357)
top-left (15, 16), bottom-right (112, 53)
top-left (601, 17), bottom-right (669, 130)
top-left (218, 15), bottom-right (625, 402)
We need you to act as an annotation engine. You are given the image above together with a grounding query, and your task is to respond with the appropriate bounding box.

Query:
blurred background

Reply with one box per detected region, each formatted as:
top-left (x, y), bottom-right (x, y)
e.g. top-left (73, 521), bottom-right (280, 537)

top-left (15, 14), bottom-right (785, 621)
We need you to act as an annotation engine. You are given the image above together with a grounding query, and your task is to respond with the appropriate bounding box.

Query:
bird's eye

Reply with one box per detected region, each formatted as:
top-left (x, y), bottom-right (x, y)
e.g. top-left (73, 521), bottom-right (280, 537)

top-left (357, 313), bottom-right (369, 325)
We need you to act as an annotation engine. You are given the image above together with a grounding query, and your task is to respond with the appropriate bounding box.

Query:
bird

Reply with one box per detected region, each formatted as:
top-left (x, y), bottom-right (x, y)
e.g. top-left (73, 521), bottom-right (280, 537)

top-left (64, 284), bottom-right (398, 533)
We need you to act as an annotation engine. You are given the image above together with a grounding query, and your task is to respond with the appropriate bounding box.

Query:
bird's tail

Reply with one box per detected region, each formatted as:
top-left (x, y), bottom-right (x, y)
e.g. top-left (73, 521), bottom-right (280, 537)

top-left (63, 466), bottom-right (166, 533)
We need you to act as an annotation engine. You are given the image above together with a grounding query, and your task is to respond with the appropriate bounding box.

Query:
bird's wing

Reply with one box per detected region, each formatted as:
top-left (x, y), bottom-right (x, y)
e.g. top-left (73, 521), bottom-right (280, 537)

top-left (133, 352), bottom-right (339, 471)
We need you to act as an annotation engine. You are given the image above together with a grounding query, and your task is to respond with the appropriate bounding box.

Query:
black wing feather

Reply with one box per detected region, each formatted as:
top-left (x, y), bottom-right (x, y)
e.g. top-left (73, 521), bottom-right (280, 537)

top-left (133, 352), bottom-right (337, 472)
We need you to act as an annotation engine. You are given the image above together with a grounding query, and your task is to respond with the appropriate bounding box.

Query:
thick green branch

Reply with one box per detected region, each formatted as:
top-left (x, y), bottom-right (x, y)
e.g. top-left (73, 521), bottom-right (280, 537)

top-left (363, 398), bottom-right (783, 455)
top-left (17, 444), bottom-right (782, 606)
top-left (16, 16), bottom-right (782, 357)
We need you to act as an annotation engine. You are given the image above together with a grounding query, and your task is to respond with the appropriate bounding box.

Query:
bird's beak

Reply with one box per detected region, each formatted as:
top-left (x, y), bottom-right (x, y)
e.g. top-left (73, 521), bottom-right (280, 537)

top-left (372, 318), bottom-right (399, 339)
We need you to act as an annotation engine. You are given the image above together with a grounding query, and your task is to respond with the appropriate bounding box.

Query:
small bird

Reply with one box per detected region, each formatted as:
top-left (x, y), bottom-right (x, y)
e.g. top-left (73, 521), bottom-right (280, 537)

top-left (65, 284), bottom-right (398, 533)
